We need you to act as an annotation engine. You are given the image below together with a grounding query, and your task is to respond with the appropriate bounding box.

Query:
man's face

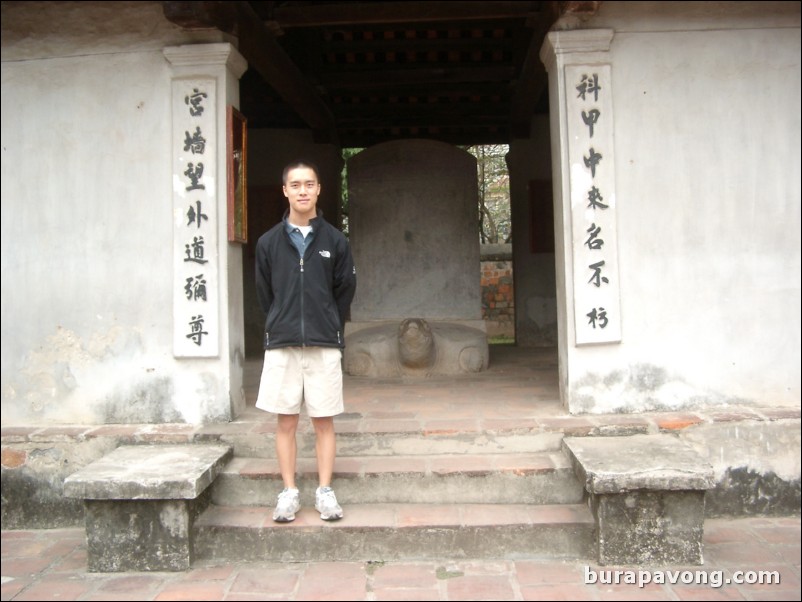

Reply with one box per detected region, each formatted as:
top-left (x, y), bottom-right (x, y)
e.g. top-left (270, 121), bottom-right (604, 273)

top-left (283, 167), bottom-right (320, 219)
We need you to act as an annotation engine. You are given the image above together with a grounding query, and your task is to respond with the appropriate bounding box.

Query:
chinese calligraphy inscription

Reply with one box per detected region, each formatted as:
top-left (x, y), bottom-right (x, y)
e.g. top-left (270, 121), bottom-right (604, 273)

top-left (172, 79), bottom-right (219, 357)
top-left (566, 64), bottom-right (621, 344)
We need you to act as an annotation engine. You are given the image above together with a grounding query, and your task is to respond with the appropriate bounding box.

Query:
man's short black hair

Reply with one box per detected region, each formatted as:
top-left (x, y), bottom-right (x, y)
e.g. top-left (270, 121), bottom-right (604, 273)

top-left (282, 161), bottom-right (320, 185)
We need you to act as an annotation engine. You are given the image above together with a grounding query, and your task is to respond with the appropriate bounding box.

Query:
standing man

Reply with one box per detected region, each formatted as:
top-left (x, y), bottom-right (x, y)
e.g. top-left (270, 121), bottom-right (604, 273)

top-left (255, 161), bottom-right (356, 522)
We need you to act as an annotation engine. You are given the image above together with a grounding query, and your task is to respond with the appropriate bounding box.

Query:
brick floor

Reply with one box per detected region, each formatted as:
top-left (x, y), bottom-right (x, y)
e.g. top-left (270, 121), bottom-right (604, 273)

top-left (1, 517), bottom-right (799, 601)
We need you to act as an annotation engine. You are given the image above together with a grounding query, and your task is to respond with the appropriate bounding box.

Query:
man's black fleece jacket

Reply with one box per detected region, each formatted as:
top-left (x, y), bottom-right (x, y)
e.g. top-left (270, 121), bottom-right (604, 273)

top-left (255, 212), bottom-right (356, 350)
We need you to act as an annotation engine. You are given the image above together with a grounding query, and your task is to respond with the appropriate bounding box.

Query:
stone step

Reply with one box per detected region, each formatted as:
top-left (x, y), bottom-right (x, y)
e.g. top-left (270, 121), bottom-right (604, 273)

top-left (213, 424), bottom-right (566, 459)
top-left (210, 451), bottom-right (585, 506)
top-left (194, 502), bottom-right (596, 563)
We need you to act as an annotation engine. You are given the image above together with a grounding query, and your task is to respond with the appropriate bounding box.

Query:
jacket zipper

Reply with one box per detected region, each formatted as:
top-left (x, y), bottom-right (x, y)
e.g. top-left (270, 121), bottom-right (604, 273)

top-left (299, 256), bottom-right (305, 346)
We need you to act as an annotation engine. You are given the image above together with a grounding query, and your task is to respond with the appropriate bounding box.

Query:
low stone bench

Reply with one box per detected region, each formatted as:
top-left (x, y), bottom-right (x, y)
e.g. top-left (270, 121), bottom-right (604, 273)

top-left (563, 434), bottom-right (714, 565)
top-left (64, 444), bottom-right (232, 572)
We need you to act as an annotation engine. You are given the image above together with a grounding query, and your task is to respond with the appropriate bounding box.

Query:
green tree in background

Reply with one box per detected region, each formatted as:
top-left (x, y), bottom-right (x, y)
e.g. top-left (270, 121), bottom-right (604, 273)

top-left (339, 147), bottom-right (363, 236)
top-left (466, 144), bottom-right (511, 244)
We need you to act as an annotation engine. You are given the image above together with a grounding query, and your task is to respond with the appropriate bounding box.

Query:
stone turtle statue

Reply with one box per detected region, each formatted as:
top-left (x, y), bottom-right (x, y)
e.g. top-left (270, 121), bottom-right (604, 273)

top-left (344, 318), bottom-right (488, 377)
top-left (397, 318), bottom-right (436, 370)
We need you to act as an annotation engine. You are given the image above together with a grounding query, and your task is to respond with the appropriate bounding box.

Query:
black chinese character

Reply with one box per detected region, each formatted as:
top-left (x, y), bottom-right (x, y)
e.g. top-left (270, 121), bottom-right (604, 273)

top-left (576, 74), bottom-right (601, 102)
top-left (587, 307), bottom-right (609, 329)
top-left (584, 223), bottom-right (604, 250)
top-left (588, 260), bottom-right (609, 287)
top-left (184, 275), bottom-right (207, 301)
top-left (185, 88), bottom-right (208, 117)
top-left (582, 109), bottom-right (600, 138)
top-left (587, 186), bottom-right (608, 210)
top-left (184, 163), bottom-right (205, 191)
top-left (184, 236), bottom-right (208, 265)
top-left (584, 148), bottom-right (602, 178)
top-left (186, 314), bottom-right (208, 346)
top-left (183, 126), bottom-right (206, 155)
top-left (187, 200), bottom-right (209, 228)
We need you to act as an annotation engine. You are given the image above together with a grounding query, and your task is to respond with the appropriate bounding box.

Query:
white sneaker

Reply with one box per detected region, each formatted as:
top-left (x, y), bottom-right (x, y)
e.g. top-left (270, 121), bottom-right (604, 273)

top-left (273, 488), bottom-right (300, 522)
top-left (315, 486), bottom-right (343, 521)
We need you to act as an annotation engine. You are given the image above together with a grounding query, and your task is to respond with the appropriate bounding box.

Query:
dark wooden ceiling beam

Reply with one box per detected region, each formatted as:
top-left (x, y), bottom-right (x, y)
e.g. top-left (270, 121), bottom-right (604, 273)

top-left (228, 1), bottom-right (338, 142)
top-left (509, 1), bottom-right (561, 138)
top-left (265, 1), bottom-right (544, 28)
top-left (317, 66), bottom-right (517, 88)
top-left (333, 104), bottom-right (509, 121)
top-left (163, 1), bottom-right (338, 143)
top-left (322, 37), bottom-right (516, 53)
top-left (327, 82), bottom-right (510, 99)
top-left (339, 128), bottom-right (509, 148)
top-left (166, 1), bottom-right (563, 146)
top-left (336, 115), bottom-right (507, 129)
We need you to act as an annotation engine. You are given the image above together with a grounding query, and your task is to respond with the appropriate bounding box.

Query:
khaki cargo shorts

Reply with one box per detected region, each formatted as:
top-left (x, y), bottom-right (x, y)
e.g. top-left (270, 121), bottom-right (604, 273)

top-left (255, 346), bottom-right (344, 417)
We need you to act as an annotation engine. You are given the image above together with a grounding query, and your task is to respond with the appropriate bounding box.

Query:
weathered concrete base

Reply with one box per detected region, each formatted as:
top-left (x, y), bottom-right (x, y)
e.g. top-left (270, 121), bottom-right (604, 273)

top-left (563, 434), bottom-right (714, 566)
top-left (84, 492), bottom-right (211, 572)
top-left (592, 490), bottom-right (706, 565)
top-left (1, 436), bottom-right (116, 529)
top-left (705, 467), bottom-right (802, 517)
top-left (63, 444), bottom-right (232, 572)
top-left (679, 418), bottom-right (802, 518)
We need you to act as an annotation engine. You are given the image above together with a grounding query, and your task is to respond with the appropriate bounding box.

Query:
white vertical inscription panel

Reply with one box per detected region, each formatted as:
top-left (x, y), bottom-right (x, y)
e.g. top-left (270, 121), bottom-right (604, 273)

top-left (566, 64), bottom-right (621, 345)
top-left (172, 79), bottom-right (220, 357)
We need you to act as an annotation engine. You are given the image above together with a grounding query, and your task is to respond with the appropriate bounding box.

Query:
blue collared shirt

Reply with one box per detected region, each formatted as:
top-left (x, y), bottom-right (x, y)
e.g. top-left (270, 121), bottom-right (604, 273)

top-left (284, 218), bottom-right (315, 258)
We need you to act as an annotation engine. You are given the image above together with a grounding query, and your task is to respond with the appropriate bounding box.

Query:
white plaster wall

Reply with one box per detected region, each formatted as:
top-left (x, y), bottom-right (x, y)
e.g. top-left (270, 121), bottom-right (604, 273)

top-left (553, 3), bottom-right (801, 412)
top-left (1, 2), bottom-right (245, 424)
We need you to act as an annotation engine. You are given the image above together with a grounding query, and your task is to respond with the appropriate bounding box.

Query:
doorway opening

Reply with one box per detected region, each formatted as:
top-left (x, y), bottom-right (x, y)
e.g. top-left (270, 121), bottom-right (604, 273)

top-left (468, 144), bottom-right (515, 345)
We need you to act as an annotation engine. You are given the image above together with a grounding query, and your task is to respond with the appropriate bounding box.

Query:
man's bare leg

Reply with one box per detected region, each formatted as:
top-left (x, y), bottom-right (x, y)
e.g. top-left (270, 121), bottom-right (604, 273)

top-left (276, 413), bottom-right (300, 489)
top-left (311, 416), bottom-right (336, 486)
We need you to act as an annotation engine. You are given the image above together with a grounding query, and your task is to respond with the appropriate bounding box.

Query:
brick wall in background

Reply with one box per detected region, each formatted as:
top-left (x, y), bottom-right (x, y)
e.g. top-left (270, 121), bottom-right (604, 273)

top-left (480, 244), bottom-right (514, 338)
